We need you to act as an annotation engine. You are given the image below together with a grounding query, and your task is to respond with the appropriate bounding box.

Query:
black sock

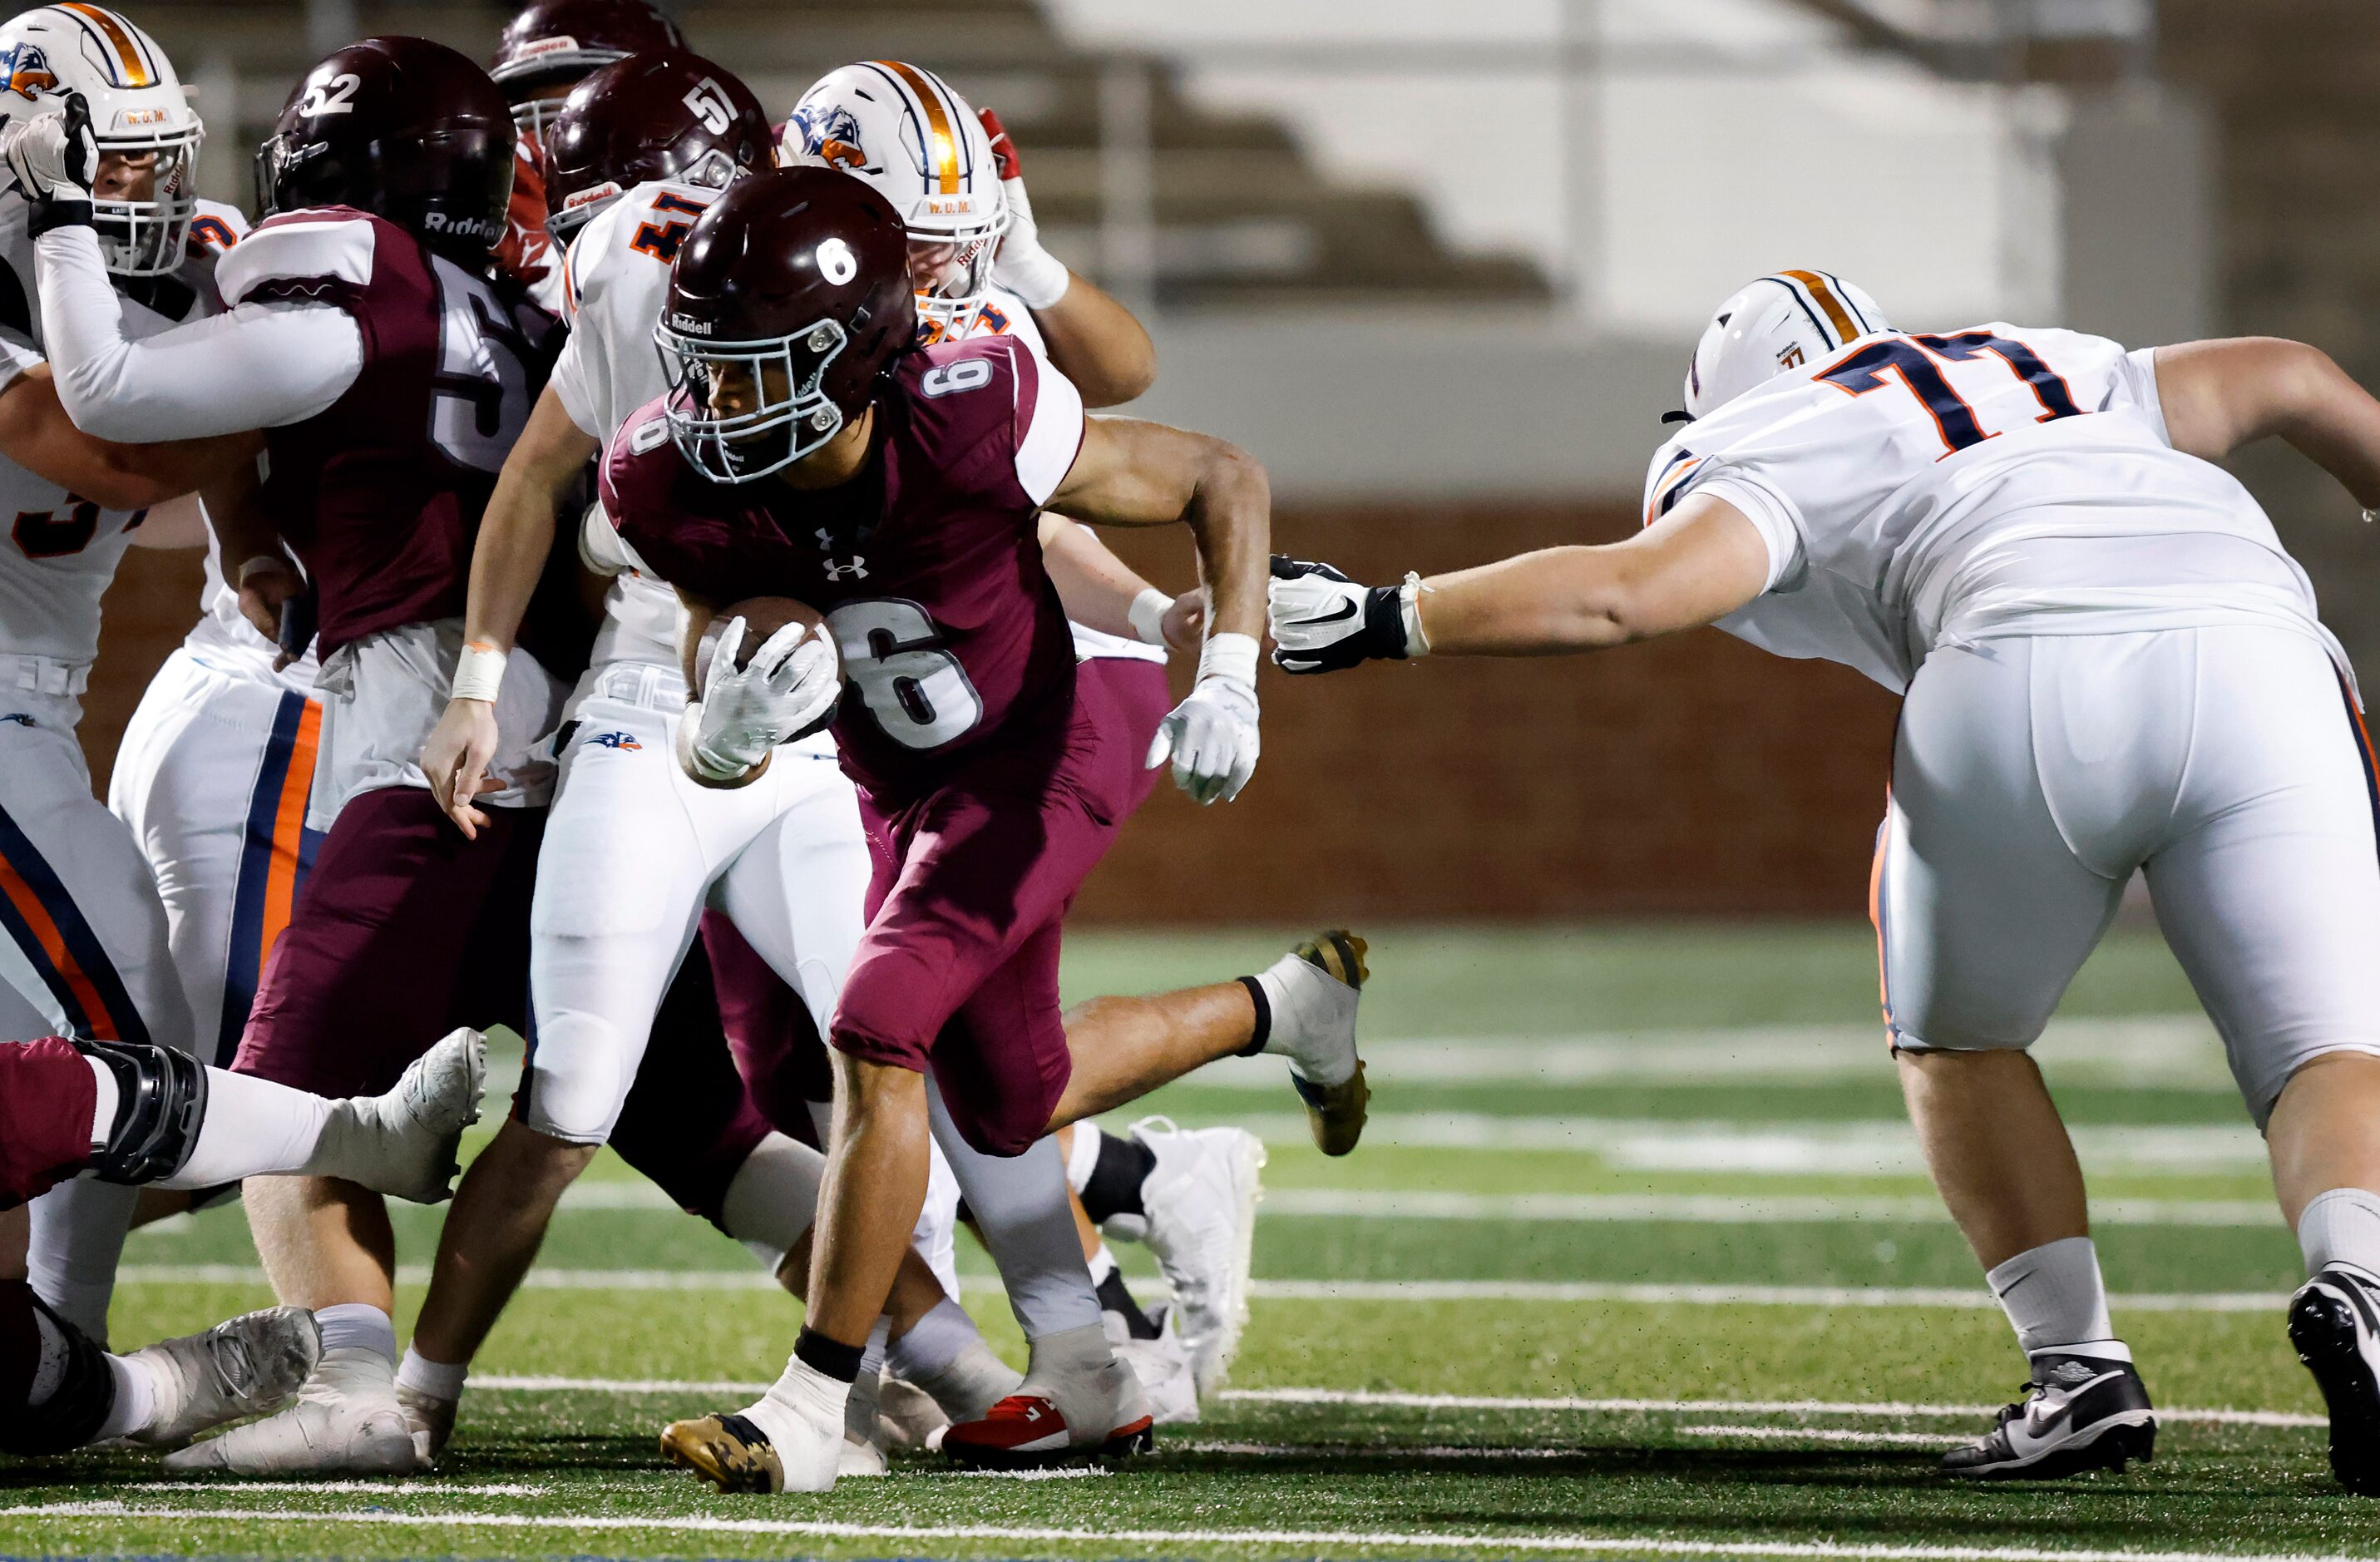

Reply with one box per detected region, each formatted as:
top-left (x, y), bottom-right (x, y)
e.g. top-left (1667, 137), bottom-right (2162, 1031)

top-left (793, 1326), bottom-right (865, 1385)
top-left (1079, 1131), bottom-right (1158, 1225)
top-left (1235, 974), bottom-right (1271, 1056)
top-left (0, 1280), bottom-right (115, 1456)
top-left (1095, 1268), bottom-right (1163, 1341)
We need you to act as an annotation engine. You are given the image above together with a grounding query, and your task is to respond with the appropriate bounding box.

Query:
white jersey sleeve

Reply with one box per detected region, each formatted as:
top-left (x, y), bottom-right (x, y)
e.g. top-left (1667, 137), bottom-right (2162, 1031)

top-left (551, 180), bottom-right (721, 442)
top-left (36, 223), bottom-right (363, 440)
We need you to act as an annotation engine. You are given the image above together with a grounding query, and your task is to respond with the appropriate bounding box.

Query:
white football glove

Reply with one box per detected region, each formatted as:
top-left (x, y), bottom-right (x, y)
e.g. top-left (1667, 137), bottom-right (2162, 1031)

top-left (1267, 556), bottom-right (1424, 674)
top-left (1146, 632), bottom-right (1261, 806)
top-left (978, 106), bottom-right (1070, 310)
top-left (679, 617), bottom-right (840, 783)
top-left (1, 91), bottom-right (96, 211)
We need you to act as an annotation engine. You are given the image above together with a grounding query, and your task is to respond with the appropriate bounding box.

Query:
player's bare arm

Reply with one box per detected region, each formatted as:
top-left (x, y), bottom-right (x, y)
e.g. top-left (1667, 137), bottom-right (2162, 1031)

top-left (1051, 415), bottom-right (1269, 802)
top-left (424, 387), bottom-right (602, 836)
top-left (1269, 496), bottom-right (1772, 670)
top-left (1036, 513), bottom-right (1201, 652)
top-left (2151, 337), bottom-right (2380, 507)
top-left (0, 364), bottom-right (260, 511)
top-left (126, 492), bottom-right (208, 550)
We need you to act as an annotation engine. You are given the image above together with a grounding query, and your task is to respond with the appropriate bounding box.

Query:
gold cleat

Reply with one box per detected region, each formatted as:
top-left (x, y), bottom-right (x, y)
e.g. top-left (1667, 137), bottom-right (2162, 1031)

top-left (1291, 930), bottom-right (1370, 1157)
top-left (661, 1412), bottom-right (784, 1494)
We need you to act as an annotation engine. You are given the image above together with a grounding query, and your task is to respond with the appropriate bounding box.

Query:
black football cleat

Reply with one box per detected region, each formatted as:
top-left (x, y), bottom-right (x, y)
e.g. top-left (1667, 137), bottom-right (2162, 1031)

top-left (2289, 1264), bottom-right (2380, 1495)
top-left (1940, 1354), bottom-right (2156, 1480)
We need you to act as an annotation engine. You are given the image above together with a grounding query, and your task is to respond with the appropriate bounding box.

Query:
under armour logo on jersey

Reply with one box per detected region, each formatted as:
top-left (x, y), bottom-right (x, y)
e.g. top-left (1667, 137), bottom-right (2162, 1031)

top-left (824, 557), bottom-right (868, 581)
top-left (815, 528), bottom-right (836, 551)
top-left (585, 730), bottom-right (643, 751)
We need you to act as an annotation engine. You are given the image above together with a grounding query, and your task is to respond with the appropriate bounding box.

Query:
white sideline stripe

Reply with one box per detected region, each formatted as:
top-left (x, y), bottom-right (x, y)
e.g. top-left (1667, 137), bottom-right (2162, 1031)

top-left (1258, 1189), bottom-right (2282, 1227)
top-left (111, 1265), bottom-right (2294, 1312)
top-left (1674, 1425), bottom-right (1962, 1448)
top-left (544, 1180), bottom-right (2287, 1228)
top-left (1185, 1016), bottom-right (2230, 1089)
top-left (5, 1503), bottom-right (2366, 1562)
top-left (129, 1480), bottom-right (546, 1496)
top-left (452, 1376), bottom-right (2324, 1431)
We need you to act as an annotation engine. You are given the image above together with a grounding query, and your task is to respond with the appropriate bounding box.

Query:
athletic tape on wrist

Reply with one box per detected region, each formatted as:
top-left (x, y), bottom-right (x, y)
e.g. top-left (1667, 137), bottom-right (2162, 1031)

top-left (1127, 587), bottom-right (1173, 647)
top-left (1399, 574), bottom-right (1433, 657)
top-left (1198, 631), bottom-right (1261, 689)
top-left (451, 641), bottom-right (506, 704)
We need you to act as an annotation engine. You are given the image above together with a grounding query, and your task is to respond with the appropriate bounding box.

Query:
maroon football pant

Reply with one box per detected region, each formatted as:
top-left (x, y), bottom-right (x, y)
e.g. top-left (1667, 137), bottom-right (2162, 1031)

top-left (831, 664), bottom-right (1165, 1156)
top-left (234, 788), bottom-right (543, 1099)
top-left (0, 1037), bottom-right (93, 1209)
top-left (703, 912), bottom-right (828, 1150)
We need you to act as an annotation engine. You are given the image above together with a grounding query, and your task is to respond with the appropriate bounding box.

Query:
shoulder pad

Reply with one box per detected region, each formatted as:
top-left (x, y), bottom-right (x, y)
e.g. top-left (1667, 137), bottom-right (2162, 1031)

top-left (217, 210), bottom-right (384, 308)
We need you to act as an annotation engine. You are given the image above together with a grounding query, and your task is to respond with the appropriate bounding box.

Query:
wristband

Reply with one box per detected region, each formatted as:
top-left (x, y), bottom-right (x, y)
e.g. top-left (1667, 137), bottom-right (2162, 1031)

top-left (1197, 630), bottom-right (1260, 690)
top-left (1399, 572), bottom-right (1433, 657)
top-left (1005, 251), bottom-right (1070, 311)
top-left (452, 640), bottom-right (506, 704)
top-left (1127, 587), bottom-right (1173, 647)
top-left (237, 554), bottom-right (292, 588)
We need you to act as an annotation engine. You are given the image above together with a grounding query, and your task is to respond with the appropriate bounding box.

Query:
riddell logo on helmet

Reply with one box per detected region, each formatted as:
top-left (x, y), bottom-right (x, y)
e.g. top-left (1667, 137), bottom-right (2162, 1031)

top-left (565, 182), bottom-right (622, 211)
top-left (668, 314), bottom-right (712, 336)
top-left (422, 211), bottom-right (501, 240)
top-left (516, 35), bottom-right (580, 58)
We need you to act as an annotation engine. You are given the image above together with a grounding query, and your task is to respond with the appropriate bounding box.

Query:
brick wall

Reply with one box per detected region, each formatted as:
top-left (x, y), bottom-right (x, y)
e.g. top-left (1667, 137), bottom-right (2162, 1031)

top-left (81, 505), bottom-right (1902, 923)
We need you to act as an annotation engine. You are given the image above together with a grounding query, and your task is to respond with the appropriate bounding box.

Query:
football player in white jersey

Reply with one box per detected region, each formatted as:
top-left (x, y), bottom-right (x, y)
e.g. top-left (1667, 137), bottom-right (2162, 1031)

top-left (0, 3), bottom-right (276, 1345)
top-left (1270, 268), bottom-right (2380, 1491)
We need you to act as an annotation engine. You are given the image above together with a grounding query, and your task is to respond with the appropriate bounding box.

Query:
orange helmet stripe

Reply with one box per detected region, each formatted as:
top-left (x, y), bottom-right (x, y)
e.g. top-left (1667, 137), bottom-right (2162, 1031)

top-left (57, 3), bottom-right (152, 87)
top-left (1779, 269), bottom-right (1859, 346)
top-left (873, 59), bottom-right (960, 195)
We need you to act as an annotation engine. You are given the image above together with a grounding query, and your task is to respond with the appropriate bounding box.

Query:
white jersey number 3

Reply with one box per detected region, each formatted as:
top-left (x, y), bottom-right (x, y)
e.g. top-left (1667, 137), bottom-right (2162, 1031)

top-left (825, 599), bottom-right (984, 750)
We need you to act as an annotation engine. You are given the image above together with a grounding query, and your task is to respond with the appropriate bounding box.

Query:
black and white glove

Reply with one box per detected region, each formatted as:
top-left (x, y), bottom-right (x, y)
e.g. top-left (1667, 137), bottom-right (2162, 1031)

top-left (678, 618), bottom-right (841, 783)
top-left (1, 91), bottom-right (96, 233)
top-left (1267, 556), bottom-right (1427, 674)
top-left (1146, 631), bottom-right (1260, 805)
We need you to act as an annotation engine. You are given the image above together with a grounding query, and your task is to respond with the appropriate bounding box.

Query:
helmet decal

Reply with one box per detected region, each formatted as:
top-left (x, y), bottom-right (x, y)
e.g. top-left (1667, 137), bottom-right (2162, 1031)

top-left (867, 59), bottom-right (965, 195)
top-left (0, 40), bottom-right (54, 96)
top-left (55, 2), bottom-right (154, 87)
top-left (788, 101), bottom-right (870, 172)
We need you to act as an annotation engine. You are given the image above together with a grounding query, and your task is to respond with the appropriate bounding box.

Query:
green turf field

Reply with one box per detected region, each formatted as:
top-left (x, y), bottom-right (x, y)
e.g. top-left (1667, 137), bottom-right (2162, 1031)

top-left (11, 922), bottom-right (2380, 1560)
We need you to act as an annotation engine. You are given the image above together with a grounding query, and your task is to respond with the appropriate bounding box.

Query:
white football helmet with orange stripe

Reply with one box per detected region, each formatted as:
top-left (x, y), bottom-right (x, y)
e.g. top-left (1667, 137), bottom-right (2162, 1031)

top-left (0, 2), bottom-right (199, 274)
top-left (781, 61), bottom-right (1009, 341)
top-left (1680, 270), bottom-right (1889, 422)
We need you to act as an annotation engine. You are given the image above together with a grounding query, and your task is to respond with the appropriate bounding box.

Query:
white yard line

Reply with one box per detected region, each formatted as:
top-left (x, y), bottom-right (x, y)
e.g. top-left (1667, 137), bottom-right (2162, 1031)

top-left (1257, 1189), bottom-right (2282, 1227)
top-left (125, 1480), bottom-right (547, 1496)
top-left (2, 1502), bottom-right (2366, 1562)
top-left (112, 1265), bottom-right (2294, 1312)
top-left (1673, 1425), bottom-right (1963, 1447)
top-left (450, 1376), bottom-right (2323, 1431)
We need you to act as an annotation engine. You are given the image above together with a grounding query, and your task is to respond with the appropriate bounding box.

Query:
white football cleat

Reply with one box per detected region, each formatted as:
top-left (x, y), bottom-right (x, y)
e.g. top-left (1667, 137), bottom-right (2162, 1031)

top-left (1108, 1306), bottom-right (1199, 1426)
top-left (876, 1376), bottom-right (951, 1450)
top-left (1257, 932), bottom-right (1370, 1155)
top-left (837, 1366), bottom-right (889, 1478)
top-left (123, 1306), bottom-right (321, 1449)
top-left (1128, 1117), bottom-right (1263, 1395)
top-left (396, 1382), bottom-right (457, 1469)
top-left (163, 1347), bottom-right (417, 1473)
top-left (661, 1357), bottom-right (844, 1494)
top-left (315, 1029), bottom-right (487, 1204)
top-left (902, 1334), bottom-right (1023, 1427)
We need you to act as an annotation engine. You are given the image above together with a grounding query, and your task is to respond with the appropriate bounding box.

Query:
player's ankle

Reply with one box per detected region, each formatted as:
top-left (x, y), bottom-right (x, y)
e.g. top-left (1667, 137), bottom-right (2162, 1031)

top-left (315, 1304), bottom-right (397, 1367)
top-left (395, 1346), bottom-right (467, 1403)
top-left (2298, 1188), bottom-right (2380, 1280)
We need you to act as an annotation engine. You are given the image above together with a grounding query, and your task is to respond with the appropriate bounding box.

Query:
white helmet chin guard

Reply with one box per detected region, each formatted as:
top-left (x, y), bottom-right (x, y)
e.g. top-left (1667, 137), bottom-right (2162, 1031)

top-left (781, 60), bottom-right (1008, 343)
top-left (0, 4), bottom-right (200, 276)
top-left (1680, 270), bottom-right (1889, 423)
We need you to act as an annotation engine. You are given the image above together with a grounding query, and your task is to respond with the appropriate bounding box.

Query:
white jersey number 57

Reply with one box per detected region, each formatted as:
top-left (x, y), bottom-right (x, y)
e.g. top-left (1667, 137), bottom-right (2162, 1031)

top-left (825, 598), bottom-right (984, 750)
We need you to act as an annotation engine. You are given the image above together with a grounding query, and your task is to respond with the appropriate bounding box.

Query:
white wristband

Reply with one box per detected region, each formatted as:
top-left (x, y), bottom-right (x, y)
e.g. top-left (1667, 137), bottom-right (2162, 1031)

top-left (452, 641), bottom-right (506, 704)
top-left (237, 554), bottom-right (290, 588)
top-left (1127, 587), bottom-right (1173, 647)
top-left (1197, 631), bottom-right (1260, 690)
top-left (1399, 573), bottom-right (1432, 658)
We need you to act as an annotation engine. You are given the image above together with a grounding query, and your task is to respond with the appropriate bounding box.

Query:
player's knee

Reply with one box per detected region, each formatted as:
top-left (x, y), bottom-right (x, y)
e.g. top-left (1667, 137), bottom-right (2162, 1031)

top-left (518, 1016), bottom-right (636, 1147)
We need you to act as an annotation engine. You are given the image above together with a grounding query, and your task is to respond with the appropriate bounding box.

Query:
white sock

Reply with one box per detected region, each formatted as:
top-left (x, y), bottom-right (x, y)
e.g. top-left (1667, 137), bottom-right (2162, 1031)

top-left (166, 1066), bottom-right (333, 1189)
top-left (741, 1353), bottom-right (847, 1455)
top-left (1985, 1236), bottom-right (2126, 1361)
top-left (886, 1297), bottom-right (981, 1382)
top-left (1063, 1125), bottom-right (1102, 1196)
top-left (26, 1179), bottom-right (138, 1344)
top-left (1254, 951), bottom-right (1355, 1085)
top-left (395, 1346), bottom-right (467, 1402)
top-left (2298, 1188), bottom-right (2380, 1282)
top-left (926, 1084), bottom-right (1103, 1340)
top-left (721, 1133), bottom-right (826, 1278)
top-left (84, 1056), bottom-right (119, 1149)
top-left (316, 1302), bottom-right (397, 1366)
top-left (94, 1350), bottom-right (160, 1441)
top-left (1025, 1320), bottom-right (1117, 1382)
top-left (860, 1316), bottom-right (890, 1380)
top-left (1086, 1243), bottom-right (1118, 1286)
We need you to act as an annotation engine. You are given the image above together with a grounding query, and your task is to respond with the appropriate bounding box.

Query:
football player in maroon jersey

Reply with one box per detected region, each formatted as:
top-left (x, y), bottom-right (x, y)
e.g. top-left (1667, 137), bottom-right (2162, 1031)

top-left (600, 167), bottom-right (1369, 1490)
top-left (16, 40), bottom-right (584, 1471)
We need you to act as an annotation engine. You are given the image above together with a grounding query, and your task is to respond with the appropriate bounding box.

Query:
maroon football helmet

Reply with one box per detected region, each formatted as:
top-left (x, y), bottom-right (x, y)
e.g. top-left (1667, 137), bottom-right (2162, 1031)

top-left (489, 0), bottom-right (684, 137)
top-left (658, 166), bottom-right (916, 483)
top-left (255, 37), bottom-right (516, 264)
top-left (542, 52), bottom-right (773, 242)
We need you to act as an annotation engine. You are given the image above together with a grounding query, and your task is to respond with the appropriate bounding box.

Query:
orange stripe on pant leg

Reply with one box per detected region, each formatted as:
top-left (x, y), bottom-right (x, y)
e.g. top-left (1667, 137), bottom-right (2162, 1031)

top-left (0, 861), bottom-right (117, 1040)
top-left (1869, 802), bottom-right (1894, 1036)
top-left (257, 700), bottom-right (322, 968)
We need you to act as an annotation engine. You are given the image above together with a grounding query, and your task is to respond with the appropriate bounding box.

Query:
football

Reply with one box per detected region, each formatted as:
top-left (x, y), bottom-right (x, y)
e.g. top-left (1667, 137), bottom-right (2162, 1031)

top-left (690, 596), bottom-right (837, 699)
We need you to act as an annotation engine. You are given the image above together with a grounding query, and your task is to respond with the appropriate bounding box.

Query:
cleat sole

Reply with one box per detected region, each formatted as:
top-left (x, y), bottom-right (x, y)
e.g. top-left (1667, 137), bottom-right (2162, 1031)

top-left (2291, 1285), bottom-right (2380, 1495)
top-left (1294, 1060), bottom-right (1369, 1157)
top-left (1942, 1416), bottom-right (2155, 1481)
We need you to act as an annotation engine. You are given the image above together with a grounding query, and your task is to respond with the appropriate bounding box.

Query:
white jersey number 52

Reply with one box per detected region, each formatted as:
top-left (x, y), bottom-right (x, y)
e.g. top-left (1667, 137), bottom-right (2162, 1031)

top-left (825, 599), bottom-right (984, 750)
